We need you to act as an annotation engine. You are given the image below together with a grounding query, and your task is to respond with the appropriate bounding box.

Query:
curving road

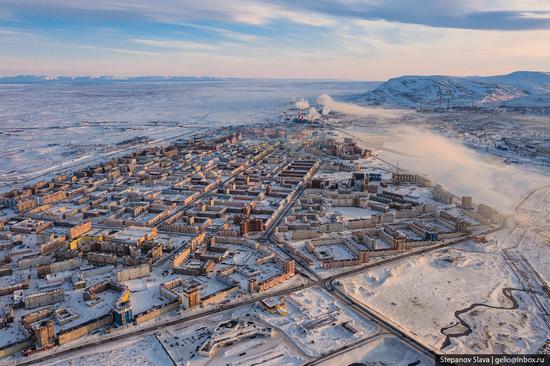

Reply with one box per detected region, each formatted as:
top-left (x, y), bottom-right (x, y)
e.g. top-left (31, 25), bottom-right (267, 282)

top-left (513, 184), bottom-right (550, 215)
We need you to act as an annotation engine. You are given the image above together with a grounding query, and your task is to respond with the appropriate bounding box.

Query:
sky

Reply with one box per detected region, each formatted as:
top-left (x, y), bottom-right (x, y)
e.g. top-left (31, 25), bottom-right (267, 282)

top-left (1, 0), bottom-right (550, 79)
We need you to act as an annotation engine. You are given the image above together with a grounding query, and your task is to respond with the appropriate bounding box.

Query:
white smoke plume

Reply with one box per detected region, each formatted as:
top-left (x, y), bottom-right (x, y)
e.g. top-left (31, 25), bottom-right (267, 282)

top-left (348, 125), bottom-right (550, 213)
top-left (295, 99), bottom-right (310, 110)
top-left (308, 107), bottom-right (320, 121)
top-left (317, 94), bottom-right (405, 119)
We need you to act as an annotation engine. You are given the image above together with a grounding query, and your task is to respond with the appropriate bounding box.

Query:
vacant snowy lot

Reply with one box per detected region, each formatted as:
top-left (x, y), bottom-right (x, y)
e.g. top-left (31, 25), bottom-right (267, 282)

top-left (338, 244), bottom-right (547, 353)
top-left (41, 336), bottom-right (173, 366)
top-left (318, 335), bottom-right (434, 366)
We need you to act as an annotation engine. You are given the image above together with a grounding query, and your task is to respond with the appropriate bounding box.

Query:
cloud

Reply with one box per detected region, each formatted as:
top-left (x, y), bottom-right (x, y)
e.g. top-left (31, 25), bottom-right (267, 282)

top-left (317, 94), bottom-right (406, 119)
top-left (308, 106), bottom-right (320, 120)
top-left (295, 99), bottom-right (310, 109)
top-left (341, 123), bottom-right (550, 213)
top-left (2, 0), bottom-right (550, 38)
top-left (131, 38), bottom-right (221, 51)
top-left (0, 28), bottom-right (33, 37)
top-left (80, 45), bottom-right (161, 56)
top-left (0, 0), bottom-right (335, 27)
top-left (0, 8), bottom-right (15, 20)
top-left (174, 23), bottom-right (265, 43)
top-left (2, 0), bottom-right (550, 78)
top-left (272, 0), bottom-right (550, 30)
top-left (371, 125), bottom-right (550, 213)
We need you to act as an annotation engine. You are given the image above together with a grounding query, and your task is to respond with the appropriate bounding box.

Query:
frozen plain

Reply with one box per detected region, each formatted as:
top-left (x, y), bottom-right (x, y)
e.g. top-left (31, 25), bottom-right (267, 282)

top-left (0, 79), bottom-right (375, 184)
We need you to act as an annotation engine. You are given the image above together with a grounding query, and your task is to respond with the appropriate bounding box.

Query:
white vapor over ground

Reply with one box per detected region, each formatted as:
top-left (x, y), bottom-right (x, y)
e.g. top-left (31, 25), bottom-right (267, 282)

top-left (294, 99), bottom-right (310, 110)
top-left (328, 99), bottom-right (550, 213)
top-left (379, 126), bottom-right (549, 213)
top-left (317, 94), bottom-right (406, 119)
top-left (308, 107), bottom-right (320, 120)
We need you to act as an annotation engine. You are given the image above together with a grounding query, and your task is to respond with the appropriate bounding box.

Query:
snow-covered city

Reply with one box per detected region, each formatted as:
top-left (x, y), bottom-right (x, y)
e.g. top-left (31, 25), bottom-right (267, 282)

top-left (1, 1), bottom-right (549, 366)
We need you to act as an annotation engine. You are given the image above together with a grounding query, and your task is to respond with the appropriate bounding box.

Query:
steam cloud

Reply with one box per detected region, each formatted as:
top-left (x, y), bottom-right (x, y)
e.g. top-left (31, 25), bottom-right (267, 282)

top-left (352, 125), bottom-right (550, 213)
top-left (324, 98), bottom-right (550, 213)
top-left (317, 94), bottom-right (405, 119)
top-left (295, 99), bottom-right (310, 110)
top-left (308, 107), bottom-right (320, 121)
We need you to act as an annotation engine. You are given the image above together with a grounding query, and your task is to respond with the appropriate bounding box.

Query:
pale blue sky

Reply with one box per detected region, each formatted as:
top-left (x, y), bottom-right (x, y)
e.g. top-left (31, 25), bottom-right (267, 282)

top-left (1, 0), bottom-right (550, 79)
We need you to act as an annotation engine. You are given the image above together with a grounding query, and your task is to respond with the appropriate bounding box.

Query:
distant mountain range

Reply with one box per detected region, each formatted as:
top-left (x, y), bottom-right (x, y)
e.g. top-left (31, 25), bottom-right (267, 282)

top-left (0, 75), bottom-right (220, 83)
top-left (345, 71), bottom-right (550, 109)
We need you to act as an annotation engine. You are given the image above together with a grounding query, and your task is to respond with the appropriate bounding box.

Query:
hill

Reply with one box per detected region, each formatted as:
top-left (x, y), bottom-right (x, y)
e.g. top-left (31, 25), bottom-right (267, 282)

top-left (346, 71), bottom-right (550, 109)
